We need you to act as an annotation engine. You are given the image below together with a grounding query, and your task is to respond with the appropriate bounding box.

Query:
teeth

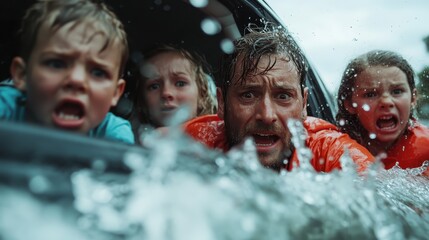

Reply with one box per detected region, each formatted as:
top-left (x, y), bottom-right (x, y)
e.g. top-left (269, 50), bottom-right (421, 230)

top-left (379, 116), bottom-right (392, 120)
top-left (256, 134), bottom-right (273, 137)
top-left (256, 143), bottom-right (273, 147)
top-left (59, 112), bottom-right (80, 120)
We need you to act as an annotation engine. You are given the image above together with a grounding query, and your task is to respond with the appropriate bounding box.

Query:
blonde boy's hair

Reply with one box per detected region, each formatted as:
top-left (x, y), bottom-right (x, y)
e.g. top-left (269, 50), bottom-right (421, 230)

top-left (18, 0), bottom-right (128, 77)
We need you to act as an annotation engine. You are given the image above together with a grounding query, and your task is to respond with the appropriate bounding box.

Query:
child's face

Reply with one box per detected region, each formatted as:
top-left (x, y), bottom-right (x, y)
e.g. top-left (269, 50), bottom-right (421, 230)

top-left (12, 20), bottom-right (125, 134)
top-left (346, 66), bottom-right (416, 146)
top-left (141, 51), bottom-right (199, 127)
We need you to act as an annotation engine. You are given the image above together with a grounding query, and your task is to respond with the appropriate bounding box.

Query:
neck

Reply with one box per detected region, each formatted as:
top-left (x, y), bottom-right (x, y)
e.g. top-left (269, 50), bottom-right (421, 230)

top-left (364, 140), bottom-right (388, 156)
top-left (362, 136), bottom-right (398, 157)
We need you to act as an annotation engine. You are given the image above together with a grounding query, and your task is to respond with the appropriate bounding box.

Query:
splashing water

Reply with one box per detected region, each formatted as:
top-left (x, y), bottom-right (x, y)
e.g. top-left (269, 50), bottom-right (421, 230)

top-left (287, 118), bottom-right (313, 172)
top-left (1, 120), bottom-right (429, 239)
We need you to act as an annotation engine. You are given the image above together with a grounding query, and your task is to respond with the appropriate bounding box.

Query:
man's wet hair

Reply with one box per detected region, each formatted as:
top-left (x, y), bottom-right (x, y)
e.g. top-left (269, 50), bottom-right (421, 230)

top-left (217, 23), bottom-right (308, 99)
top-left (18, 0), bottom-right (128, 77)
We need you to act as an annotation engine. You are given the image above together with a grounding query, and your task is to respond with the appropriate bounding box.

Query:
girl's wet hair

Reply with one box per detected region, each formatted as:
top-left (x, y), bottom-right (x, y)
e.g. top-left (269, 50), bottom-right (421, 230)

top-left (18, 0), bottom-right (128, 77)
top-left (217, 23), bottom-right (308, 99)
top-left (135, 44), bottom-right (217, 126)
top-left (336, 50), bottom-right (416, 142)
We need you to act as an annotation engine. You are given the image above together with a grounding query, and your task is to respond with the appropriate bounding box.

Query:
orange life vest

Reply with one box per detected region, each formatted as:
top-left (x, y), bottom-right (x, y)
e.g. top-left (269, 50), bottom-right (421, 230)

top-left (183, 115), bottom-right (375, 173)
top-left (382, 121), bottom-right (429, 174)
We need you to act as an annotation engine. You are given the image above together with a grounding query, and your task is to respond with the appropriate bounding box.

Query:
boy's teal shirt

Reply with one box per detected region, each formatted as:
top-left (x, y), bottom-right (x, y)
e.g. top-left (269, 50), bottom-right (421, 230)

top-left (0, 83), bottom-right (135, 144)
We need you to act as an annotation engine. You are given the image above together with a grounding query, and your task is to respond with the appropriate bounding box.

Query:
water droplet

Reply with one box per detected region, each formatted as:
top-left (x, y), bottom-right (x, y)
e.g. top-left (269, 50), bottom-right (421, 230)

top-left (28, 175), bottom-right (51, 193)
top-left (220, 38), bottom-right (234, 54)
top-left (189, 0), bottom-right (208, 8)
top-left (92, 159), bottom-right (107, 172)
top-left (201, 18), bottom-right (221, 35)
top-left (369, 133), bottom-right (377, 139)
top-left (215, 157), bottom-right (226, 168)
top-left (362, 104), bottom-right (370, 111)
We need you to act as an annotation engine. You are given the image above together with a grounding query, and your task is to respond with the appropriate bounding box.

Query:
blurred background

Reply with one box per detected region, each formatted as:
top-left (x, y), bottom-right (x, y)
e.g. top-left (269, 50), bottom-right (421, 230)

top-left (265, 0), bottom-right (429, 121)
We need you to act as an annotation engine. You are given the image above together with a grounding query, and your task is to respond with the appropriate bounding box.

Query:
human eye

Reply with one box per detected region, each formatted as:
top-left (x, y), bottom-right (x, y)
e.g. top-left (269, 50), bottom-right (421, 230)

top-left (146, 83), bottom-right (160, 91)
top-left (241, 91), bottom-right (254, 99)
top-left (43, 59), bottom-right (66, 69)
top-left (392, 88), bottom-right (404, 96)
top-left (91, 68), bottom-right (109, 79)
top-left (363, 91), bottom-right (377, 98)
top-left (175, 80), bottom-right (188, 87)
top-left (276, 92), bottom-right (292, 101)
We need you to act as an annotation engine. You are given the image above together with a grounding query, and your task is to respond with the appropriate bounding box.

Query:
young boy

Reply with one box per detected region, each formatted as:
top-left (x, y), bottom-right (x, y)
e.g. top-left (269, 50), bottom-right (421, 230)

top-left (0, 0), bottom-right (134, 144)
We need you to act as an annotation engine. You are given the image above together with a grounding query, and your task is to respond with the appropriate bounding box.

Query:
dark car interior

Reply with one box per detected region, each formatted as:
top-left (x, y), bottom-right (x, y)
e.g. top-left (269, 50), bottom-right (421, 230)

top-left (0, 0), bottom-right (336, 192)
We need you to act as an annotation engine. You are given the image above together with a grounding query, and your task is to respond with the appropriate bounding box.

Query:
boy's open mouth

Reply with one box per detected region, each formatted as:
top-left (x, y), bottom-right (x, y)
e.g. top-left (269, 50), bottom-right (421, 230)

top-left (53, 100), bottom-right (85, 128)
top-left (376, 115), bottom-right (398, 130)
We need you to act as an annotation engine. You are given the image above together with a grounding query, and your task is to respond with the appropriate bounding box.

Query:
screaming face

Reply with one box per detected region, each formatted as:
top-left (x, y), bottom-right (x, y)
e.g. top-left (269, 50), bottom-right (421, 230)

top-left (218, 55), bottom-right (307, 168)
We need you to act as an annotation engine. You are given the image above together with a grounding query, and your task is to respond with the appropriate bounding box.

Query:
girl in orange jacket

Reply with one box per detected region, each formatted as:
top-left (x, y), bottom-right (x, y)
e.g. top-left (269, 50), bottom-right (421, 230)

top-left (336, 50), bottom-right (429, 174)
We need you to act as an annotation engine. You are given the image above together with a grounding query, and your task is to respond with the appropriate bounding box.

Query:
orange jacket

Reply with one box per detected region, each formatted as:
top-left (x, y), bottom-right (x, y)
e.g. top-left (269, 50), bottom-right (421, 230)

top-left (183, 115), bottom-right (374, 173)
top-left (382, 120), bottom-right (429, 172)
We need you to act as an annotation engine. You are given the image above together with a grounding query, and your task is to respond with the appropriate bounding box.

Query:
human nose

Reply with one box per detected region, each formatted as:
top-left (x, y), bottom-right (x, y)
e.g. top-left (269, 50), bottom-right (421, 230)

top-left (379, 93), bottom-right (394, 109)
top-left (256, 95), bottom-right (277, 124)
top-left (65, 65), bottom-right (87, 92)
top-left (161, 83), bottom-right (174, 101)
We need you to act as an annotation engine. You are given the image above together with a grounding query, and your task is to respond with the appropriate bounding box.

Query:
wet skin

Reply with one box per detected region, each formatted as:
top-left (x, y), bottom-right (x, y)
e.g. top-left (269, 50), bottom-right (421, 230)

top-left (141, 51), bottom-right (199, 127)
top-left (218, 55), bottom-right (308, 167)
top-left (346, 66), bottom-right (416, 153)
top-left (11, 20), bottom-right (125, 134)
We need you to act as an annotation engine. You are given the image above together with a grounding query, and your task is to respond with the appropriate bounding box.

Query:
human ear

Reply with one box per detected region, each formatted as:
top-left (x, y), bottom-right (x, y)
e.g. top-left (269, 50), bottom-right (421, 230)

top-left (411, 88), bottom-right (418, 108)
top-left (10, 57), bottom-right (27, 91)
top-left (216, 87), bottom-right (225, 120)
top-left (344, 99), bottom-right (356, 115)
top-left (111, 78), bottom-right (126, 106)
top-left (301, 87), bottom-right (308, 119)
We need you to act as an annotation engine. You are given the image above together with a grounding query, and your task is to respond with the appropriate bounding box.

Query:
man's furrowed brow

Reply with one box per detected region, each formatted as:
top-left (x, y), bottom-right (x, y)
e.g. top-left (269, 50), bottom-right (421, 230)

top-left (271, 81), bottom-right (298, 90)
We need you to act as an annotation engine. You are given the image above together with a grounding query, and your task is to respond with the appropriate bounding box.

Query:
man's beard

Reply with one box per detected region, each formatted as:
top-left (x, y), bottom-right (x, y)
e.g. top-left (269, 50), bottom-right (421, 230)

top-left (223, 106), bottom-right (293, 170)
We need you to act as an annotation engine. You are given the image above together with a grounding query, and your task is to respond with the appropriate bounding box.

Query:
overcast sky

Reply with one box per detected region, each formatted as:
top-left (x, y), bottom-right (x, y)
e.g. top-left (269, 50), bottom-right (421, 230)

top-left (264, 0), bottom-right (429, 94)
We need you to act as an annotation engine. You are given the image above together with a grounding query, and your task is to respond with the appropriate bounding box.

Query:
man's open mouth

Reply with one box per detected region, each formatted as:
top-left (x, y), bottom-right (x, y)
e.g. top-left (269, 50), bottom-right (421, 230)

top-left (252, 134), bottom-right (280, 147)
top-left (376, 115), bottom-right (398, 130)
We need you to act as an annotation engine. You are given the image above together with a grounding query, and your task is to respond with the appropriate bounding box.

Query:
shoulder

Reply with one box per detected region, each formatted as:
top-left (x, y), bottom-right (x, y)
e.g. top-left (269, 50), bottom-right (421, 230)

top-left (91, 112), bottom-right (135, 144)
top-left (410, 121), bottom-right (429, 137)
top-left (304, 116), bottom-right (339, 133)
top-left (385, 120), bottom-right (429, 168)
top-left (394, 121), bottom-right (429, 158)
top-left (398, 121), bottom-right (429, 148)
top-left (183, 114), bottom-right (224, 136)
top-left (304, 116), bottom-right (369, 151)
top-left (183, 114), bottom-right (228, 151)
top-left (304, 116), bottom-right (344, 140)
top-left (0, 83), bottom-right (25, 120)
top-left (0, 82), bottom-right (22, 98)
top-left (184, 114), bottom-right (223, 127)
top-left (304, 117), bottom-right (374, 173)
